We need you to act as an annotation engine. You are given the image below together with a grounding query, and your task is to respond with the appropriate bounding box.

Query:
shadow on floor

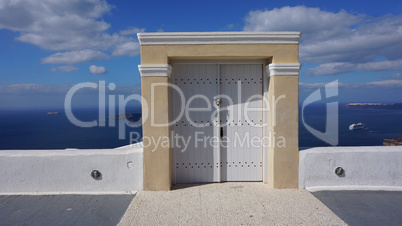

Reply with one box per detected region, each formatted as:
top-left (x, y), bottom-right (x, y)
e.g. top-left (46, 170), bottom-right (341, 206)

top-left (172, 182), bottom-right (260, 190)
top-left (312, 190), bottom-right (402, 226)
top-left (171, 183), bottom-right (218, 190)
top-left (0, 194), bottom-right (135, 226)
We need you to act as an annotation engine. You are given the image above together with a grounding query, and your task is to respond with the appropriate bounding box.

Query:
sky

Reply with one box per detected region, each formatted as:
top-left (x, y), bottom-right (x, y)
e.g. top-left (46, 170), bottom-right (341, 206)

top-left (0, 0), bottom-right (402, 109)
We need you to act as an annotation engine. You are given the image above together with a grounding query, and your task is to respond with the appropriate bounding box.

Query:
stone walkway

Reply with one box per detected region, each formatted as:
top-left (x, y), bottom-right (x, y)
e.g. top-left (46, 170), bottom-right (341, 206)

top-left (119, 183), bottom-right (345, 225)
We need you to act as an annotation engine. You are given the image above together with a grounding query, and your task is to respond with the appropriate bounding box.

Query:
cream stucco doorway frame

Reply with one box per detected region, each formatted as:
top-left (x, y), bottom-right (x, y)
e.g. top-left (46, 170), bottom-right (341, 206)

top-left (137, 31), bottom-right (301, 191)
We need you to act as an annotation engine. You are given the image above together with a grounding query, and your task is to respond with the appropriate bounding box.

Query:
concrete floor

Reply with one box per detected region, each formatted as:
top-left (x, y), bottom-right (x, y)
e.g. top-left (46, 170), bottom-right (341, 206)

top-left (119, 183), bottom-right (346, 225)
top-left (313, 190), bottom-right (402, 226)
top-left (0, 194), bottom-right (134, 226)
top-left (1, 184), bottom-right (402, 225)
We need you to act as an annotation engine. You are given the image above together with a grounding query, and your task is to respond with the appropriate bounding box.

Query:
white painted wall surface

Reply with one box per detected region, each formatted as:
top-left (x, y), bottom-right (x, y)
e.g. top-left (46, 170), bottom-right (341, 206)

top-left (299, 146), bottom-right (402, 191)
top-left (0, 143), bottom-right (143, 194)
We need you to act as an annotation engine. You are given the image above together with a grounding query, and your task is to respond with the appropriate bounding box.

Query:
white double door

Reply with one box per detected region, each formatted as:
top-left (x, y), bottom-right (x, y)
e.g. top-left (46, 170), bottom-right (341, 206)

top-left (171, 63), bottom-right (263, 184)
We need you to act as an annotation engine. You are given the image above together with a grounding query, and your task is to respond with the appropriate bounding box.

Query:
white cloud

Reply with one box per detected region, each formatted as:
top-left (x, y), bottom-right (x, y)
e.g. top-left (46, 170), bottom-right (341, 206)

top-left (244, 6), bottom-right (361, 41)
top-left (50, 65), bottom-right (79, 72)
top-left (299, 82), bottom-right (353, 90)
top-left (0, 84), bottom-right (70, 94)
top-left (0, 0), bottom-right (115, 51)
top-left (366, 80), bottom-right (402, 87)
top-left (382, 73), bottom-right (402, 79)
top-left (304, 60), bottom-right (402, 76)
top-left (120, 27), bottom-right (145, 35)
top-left (0, 83), bottom-right (140, 95)
top-left (300, 79), bottom-right (402, 90)
top-left (112, 42), bottom-right (140, 57)
top-left (244, 6), bottom-right (402, 66)
top-left (42, 49), bottom-right (109, 65)
top-left (89, 65), bottom-right (108, 75)
top-left (0, 0), bottom-right (141, 65)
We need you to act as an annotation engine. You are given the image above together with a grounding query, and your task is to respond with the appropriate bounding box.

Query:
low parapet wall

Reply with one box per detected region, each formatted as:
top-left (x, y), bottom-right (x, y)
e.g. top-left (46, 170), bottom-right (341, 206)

top-left (299, 146), bottom-right (402, 191)
top-left (0, 143), bottom-right (143, 194)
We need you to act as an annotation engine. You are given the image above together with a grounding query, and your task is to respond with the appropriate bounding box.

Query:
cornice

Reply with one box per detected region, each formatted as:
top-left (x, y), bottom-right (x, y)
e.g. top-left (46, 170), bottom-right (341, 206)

top-left (137, 32), bottom-right (301, 45)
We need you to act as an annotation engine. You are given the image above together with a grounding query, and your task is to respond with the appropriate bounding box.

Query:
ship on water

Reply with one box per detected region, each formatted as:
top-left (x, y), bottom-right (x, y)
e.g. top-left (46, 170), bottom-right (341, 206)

top-left (349, 122), bottom-right (366, 130)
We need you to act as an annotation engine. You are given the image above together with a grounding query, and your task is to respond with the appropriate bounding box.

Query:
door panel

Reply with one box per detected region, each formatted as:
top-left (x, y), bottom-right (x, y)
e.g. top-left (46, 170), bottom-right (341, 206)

top-left (171, 64), bottom-right (219, 183)
top-left (220, 64), bottom-right (263, 181)
top-left (171, 63), bottom-right (263, 184)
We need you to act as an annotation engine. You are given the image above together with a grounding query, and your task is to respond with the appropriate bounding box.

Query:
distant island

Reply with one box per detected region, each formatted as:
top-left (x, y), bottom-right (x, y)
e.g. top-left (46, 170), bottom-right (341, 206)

top-left (383, 137), bottom-right (402, 146)
top-left (343, 103), bottom-right (402, 109)
top-left (47, 112), bottom-right (60, 115)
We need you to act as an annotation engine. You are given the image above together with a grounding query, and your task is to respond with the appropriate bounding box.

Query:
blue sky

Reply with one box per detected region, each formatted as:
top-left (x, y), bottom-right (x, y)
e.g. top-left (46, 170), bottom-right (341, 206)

top-left (0, 0), bottom-right (402, 109)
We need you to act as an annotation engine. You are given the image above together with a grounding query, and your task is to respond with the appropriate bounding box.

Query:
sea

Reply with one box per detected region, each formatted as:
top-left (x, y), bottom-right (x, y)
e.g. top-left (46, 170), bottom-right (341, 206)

top-left (1, 104), bottom-right (402, 150)
top-left (0, 106), bottom-right (143, 150)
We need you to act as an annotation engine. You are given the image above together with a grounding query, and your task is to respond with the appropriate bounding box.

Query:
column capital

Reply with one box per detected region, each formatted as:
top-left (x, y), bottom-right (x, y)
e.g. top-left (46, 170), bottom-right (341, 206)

top-left (138, 65), bottom-right (172, 78)
top-left (266, 63), bottom-right (301, 76)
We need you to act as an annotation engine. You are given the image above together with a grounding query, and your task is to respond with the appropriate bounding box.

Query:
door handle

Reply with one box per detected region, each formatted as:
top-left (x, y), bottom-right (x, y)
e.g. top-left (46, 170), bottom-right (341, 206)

top-left (220, 127), bottom-right (223, 138)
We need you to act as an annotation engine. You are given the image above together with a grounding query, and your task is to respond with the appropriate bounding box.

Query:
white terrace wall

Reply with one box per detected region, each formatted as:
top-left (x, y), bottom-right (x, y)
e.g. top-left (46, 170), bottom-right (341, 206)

top-left (299, 146), bottom-right (402, 191)
top-left (0, 144), bottom-right (143, 194)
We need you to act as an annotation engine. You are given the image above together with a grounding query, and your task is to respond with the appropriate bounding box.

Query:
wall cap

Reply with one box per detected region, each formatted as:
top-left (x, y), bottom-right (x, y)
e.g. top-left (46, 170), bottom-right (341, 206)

top-left (138, 65), bottom-right (172, 78)
top-left (137, 32), bottom-right (301, 45)
top-left (267, 63), bottom-right (301, 76)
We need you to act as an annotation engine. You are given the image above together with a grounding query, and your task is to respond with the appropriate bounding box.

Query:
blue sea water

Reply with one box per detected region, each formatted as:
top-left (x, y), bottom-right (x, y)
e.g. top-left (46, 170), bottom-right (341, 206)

top-left (300, 104), bottom-right (402, 147)
top-left (0, 104), bottom-right (401, 150)
top-left (0, 107), bottom-right (142, 150)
